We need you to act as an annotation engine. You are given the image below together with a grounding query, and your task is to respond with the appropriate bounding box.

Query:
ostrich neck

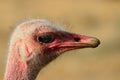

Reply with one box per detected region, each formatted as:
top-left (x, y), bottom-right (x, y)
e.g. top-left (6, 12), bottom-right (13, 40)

top-left (4, 46), bottom-right (57, 80)
top-left (4, 52), bottom-right (41, 80)
top-left (4, 47), bottom-right (49, 80)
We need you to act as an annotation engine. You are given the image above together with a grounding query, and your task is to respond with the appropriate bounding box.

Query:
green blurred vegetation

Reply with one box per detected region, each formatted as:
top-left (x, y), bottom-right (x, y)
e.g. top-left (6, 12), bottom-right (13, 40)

top-left (0, 0), bottom-right (120, 80)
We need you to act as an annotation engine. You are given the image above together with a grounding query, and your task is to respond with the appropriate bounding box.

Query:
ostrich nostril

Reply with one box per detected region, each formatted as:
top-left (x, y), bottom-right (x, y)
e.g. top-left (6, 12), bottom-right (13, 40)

top-left (74, 37), bottom-right (80, 42)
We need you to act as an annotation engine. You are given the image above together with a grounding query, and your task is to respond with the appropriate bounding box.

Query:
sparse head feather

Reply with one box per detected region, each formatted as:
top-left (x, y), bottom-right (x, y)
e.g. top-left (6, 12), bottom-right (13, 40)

top-left (9, 19), bottom-right (64, 51)
top-left (16, 19), bottom-right (64, 32)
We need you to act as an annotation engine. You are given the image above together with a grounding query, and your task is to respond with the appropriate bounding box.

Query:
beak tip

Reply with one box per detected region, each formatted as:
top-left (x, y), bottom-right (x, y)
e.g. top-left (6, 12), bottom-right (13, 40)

top-left (91, 38), bottom-right (100, 48)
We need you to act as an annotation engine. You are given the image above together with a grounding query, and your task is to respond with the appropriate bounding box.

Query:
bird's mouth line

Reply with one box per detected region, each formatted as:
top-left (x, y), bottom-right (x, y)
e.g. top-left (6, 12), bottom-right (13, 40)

top-left (50, 42), bottom-right (96, 53)
top-left (58, 42), bottom-right (98, 48)
top-left (49, 39), bottom-right (100, 50)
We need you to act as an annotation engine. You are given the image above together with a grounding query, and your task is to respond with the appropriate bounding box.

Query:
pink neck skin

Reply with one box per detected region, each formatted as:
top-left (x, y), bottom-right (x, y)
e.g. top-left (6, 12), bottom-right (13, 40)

top-left (4, 52), bottom-right (28, 80)
top-left (4, 41), bottom-right (57, 80)
top-left (4, 43), bottom-right (42, 80)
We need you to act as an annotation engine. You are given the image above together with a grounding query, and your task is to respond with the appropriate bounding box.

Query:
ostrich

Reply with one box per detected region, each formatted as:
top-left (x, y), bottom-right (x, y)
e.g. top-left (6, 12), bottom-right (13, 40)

top-left (4, 19), bottom-right (100, 80)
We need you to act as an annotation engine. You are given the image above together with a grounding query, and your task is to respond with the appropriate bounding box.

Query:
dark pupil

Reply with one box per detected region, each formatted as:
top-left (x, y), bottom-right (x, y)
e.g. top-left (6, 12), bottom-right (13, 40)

top-left (38, 34), bottom-right (54, 43)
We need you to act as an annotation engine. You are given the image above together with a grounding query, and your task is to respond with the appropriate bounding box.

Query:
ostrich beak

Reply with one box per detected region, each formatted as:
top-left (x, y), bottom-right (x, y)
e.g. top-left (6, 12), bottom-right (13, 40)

top-left (48, 32), bottom-right (100, 54)
top-left (71, 33), bottom-right (100, 48)
top-left (58, 33), bottom-right (100, 50)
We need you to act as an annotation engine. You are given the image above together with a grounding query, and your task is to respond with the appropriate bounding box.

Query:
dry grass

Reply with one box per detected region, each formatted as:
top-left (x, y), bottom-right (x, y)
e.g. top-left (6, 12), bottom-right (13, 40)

top-left (0, 0), bottom-right (120, 80)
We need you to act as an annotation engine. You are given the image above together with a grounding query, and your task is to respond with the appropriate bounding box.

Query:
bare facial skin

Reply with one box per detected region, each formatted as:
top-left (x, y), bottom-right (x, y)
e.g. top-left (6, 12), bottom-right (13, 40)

top-left (4, 19), bottom-right (100, 80)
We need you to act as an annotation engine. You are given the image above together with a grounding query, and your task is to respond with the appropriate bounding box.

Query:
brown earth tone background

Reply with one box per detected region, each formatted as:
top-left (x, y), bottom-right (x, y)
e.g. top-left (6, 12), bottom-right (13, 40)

top-left (0, 0), bottom-right (120, 80)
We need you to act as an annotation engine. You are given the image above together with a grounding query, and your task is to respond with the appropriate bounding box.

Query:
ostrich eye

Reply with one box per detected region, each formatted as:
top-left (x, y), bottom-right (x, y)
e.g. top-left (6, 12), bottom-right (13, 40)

top-left (38, 34), bottom-right (54, 43)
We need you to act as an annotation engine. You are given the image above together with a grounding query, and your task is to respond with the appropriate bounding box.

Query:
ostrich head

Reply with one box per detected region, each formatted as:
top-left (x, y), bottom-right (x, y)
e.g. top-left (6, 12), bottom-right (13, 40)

top-left (5, 19), bottom-right (100, 80)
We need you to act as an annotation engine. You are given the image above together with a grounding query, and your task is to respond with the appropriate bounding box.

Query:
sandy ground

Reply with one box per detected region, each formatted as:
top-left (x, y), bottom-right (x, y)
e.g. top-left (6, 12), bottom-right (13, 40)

top-left (0, 0), bottom-right (120, 80)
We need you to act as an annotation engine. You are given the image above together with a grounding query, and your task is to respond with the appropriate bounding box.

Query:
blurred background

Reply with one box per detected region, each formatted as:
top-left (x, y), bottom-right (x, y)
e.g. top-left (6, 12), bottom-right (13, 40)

top-left (0, 0), bottom-right (120, 80)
